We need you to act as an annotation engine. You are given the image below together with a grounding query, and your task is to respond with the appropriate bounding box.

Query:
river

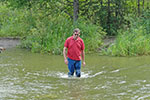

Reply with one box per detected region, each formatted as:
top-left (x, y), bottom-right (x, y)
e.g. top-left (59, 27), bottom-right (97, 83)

top-left (0, 48), bottom-right (150, 100)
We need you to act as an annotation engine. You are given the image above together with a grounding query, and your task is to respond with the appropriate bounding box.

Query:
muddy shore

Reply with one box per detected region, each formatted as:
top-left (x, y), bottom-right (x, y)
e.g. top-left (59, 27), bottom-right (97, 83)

top-left (0, 37), bottom-right (20, 49)
top-left (0, 36), bottom-right (115, 49)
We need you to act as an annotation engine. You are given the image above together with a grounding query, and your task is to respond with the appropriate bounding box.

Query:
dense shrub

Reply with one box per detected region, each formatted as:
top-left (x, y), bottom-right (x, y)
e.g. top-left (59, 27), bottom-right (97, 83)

top-left (0, 2), bottom-right (106, 54)
top-left (0, 2), bottom-right (31, 37)
top-left (20, 14), bottom-right (106, 54)
top-left (18, 4), bottom-right (106, 54)
top-left (103, 10), bottom-right (150, 56)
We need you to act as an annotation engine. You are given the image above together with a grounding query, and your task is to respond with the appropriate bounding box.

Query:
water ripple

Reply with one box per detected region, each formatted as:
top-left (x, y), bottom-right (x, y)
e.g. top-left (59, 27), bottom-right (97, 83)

top-left (0, 64), bottom-right (21, 67)
top-left (137, 95), bottom-right (150, 100)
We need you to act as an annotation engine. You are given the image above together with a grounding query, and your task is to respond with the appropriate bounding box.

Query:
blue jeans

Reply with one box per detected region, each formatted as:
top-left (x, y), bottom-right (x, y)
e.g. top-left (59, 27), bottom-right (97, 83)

top-left (67, 58), bottom-right (81, 77)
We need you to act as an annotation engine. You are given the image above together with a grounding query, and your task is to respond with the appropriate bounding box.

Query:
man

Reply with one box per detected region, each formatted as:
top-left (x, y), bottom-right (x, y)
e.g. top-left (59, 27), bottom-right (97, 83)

top-left (63, 28), bottom-right (85, 77)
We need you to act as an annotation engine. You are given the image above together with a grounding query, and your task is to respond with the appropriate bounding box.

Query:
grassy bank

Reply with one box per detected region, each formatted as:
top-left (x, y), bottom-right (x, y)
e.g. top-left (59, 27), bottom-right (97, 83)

top-left (103, 10), bottom-right (150, 56)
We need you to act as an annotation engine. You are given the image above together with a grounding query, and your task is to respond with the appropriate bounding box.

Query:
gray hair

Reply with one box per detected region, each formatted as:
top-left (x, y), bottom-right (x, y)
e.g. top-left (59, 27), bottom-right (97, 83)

top-left (73, 28), bottom-right (80, 33)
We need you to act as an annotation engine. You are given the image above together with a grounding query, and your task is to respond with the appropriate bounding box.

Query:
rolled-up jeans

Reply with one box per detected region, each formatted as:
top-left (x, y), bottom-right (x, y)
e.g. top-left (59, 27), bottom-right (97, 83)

top-left (67, 57), bottom-right (81, 77)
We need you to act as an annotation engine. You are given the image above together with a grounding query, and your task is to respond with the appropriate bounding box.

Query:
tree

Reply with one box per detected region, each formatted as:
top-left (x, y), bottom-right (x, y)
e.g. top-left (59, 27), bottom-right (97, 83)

top-left (73, 0), bottom-right (79, 23)
top-left (138, 0), bottom-right (140, 16)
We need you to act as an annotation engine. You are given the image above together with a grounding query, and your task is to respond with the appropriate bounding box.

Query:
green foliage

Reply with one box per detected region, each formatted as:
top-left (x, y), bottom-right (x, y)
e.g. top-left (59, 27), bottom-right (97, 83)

top-left (1, 0), bottom-right (149, 56)
top-left (0, 2), bottom-right (32, 37)
top-left (1, 0), bottom-right (150, 37)
top-left (21, 15), bottom-right (106, 54)
top-left (75, 19), bottom-right (106, 53)
top-left (0, 1), bottom-right (106, 54)
top-left (141, 9), bottom-right (150, 34)
top-left (103, 10), bottom-right (150, 56)
top-left (19, 3), bottom-right (106, 54)
top-left (78, 0), bottom-right (127, 35)
top-left (0, 1), bottom-right (61, 37)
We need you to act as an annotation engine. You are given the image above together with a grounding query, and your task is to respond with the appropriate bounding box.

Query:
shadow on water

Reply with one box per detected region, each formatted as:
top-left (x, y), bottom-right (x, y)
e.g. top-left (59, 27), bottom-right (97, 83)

top-left (1, 48), bottom-right (150, 100)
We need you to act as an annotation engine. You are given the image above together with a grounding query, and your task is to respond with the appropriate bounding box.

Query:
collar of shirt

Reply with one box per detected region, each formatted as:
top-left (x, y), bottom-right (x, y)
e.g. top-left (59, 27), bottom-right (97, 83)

top-left (71, 36), bottom-right (79, 41)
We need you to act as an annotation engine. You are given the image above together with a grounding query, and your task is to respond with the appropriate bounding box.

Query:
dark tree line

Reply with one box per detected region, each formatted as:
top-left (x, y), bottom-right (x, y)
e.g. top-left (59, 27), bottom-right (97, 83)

top-left (2, 0), bottom-right (150, 35)
top-left (61, 0), bottom-right (149, 35)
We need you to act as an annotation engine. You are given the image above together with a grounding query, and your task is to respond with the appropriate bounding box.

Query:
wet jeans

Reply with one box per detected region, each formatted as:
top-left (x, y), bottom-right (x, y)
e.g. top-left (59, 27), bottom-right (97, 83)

top-left (67, 58), bottom-right (81, 77)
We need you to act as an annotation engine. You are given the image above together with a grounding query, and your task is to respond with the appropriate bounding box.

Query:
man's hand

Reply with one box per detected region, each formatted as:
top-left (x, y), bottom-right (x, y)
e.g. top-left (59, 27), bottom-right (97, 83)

top-left (64, 59), bottom-right (68, 65)
top-left (82, 61), bottom-right (86, 67)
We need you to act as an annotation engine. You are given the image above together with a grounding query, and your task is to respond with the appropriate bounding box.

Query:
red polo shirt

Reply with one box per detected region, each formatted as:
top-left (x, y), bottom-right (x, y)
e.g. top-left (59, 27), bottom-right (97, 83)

top-left (64, 36), bottom-right (85, 60)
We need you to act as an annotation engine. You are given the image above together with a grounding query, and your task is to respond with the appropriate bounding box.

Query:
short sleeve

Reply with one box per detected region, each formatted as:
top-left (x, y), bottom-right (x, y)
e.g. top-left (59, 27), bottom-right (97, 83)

top-left (64, 39), bottom-right (68, 48)
top-left (81, 40), bottom-right (85, 50)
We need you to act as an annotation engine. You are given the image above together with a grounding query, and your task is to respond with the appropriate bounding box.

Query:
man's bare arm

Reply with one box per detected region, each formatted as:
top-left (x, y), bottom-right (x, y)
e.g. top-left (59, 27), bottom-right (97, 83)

top-left (63, 47), bottom-right (68, 65)
top-left (81, 50), bottom-right (86, 67)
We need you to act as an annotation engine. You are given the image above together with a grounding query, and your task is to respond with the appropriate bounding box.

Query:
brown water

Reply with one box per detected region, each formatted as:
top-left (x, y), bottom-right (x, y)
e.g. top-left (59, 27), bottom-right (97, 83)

top-left (0, 48), bottom-right (150, 100)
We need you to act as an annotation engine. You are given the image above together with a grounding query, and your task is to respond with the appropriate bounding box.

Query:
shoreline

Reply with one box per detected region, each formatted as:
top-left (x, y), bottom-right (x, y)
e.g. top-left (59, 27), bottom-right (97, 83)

top-left (0, 36), bottom-right (115, 50)
top-left (0, 37), bottom-right (20, 49)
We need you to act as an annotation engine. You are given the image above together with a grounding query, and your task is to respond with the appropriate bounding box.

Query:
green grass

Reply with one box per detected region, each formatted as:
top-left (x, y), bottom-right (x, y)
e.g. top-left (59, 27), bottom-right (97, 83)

top-left (103, 10), bottom-right (150, 56)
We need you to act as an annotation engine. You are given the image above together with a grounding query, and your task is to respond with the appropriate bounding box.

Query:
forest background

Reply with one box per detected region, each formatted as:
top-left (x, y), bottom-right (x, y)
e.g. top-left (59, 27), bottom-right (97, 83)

top-left (0, 0), bottom-right (150, 56)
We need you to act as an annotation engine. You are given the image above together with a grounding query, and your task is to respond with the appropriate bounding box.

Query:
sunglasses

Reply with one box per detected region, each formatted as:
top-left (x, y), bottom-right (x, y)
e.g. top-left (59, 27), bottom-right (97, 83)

top-left (75, 34), bottom-right (79, 36)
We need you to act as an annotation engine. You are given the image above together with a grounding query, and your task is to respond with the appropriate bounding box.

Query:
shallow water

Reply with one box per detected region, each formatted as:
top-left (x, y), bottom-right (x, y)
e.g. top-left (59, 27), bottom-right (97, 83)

top-left (0, 48), bottom-right (150, 100)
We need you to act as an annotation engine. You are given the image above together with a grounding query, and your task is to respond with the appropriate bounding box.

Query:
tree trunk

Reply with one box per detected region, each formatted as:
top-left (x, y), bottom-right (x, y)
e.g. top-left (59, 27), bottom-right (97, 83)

top-left (138, 0), bottom-right (140, 16)
top-left (115, 1), bottom-right (118, 18)
top-left (143, 0), bottom-right (144, 9)
top-left (100, 0), bottom-right (103, 6)
top-left (73, 0), bottom-right (79, 23)
top-left (107, 0), bottom-right (111, 35)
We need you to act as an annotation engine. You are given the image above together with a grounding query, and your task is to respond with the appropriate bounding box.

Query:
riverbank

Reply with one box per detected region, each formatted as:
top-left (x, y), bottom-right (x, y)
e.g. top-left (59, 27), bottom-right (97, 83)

top-left (0, 36), bottom-right (115, 52)
top-left (0, 37), bottom-right (20, 49)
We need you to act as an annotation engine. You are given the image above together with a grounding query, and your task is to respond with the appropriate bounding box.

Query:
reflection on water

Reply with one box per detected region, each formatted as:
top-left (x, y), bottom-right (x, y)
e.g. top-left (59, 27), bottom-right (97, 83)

top-left (1, 48), bottom-right (150, 100)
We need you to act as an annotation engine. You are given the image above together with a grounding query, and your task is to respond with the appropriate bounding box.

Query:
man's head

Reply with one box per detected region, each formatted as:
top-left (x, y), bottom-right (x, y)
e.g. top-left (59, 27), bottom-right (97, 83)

top-left (73, 28), bottom-right (80, 40)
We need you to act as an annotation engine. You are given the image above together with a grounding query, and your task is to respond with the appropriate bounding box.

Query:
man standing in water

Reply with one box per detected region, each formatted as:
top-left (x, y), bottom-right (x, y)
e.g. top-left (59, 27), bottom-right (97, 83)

top-left (63, 28), bottom-right (86, 77)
